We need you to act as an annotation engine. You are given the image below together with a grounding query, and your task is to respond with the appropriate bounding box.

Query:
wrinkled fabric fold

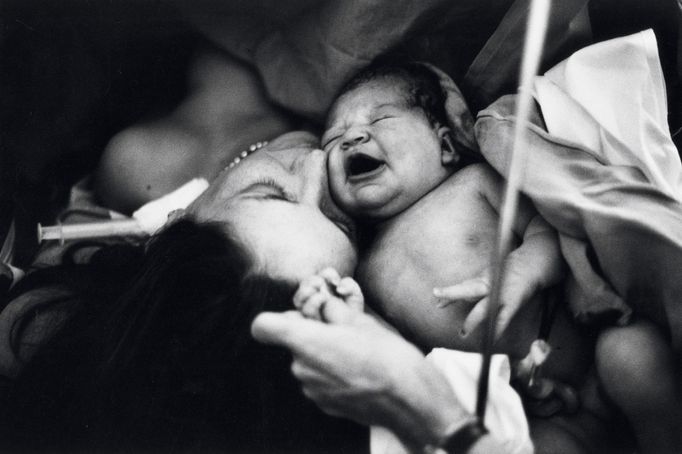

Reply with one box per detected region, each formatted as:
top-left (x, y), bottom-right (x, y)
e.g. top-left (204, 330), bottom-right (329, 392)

top-left (470, 32), bottom-right (682, 349)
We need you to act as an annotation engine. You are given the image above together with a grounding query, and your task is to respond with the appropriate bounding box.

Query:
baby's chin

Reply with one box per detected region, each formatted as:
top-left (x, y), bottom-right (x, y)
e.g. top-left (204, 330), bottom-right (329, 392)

top-left (347, 201), bottom-right (409, 222)
top-left (334, 186), bottom-right (415, 221)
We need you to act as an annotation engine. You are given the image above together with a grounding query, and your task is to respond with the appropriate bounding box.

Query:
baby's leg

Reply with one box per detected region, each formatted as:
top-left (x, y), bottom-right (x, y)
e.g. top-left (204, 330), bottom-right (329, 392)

top-left (595, 319), bottom-right (681, 454)
top-left (95, 45), bottom-right (293, 213)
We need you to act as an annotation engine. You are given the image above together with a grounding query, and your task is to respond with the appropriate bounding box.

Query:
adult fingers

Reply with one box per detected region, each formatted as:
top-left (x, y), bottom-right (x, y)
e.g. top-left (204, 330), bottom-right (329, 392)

top-left (251, 311), bottom-right (313, 351)
top-left (291, 357), bottom-right (325, 382)
top-left (300, 386), bottom-right (346, 419)
top-left (320, 297), bottom-right (359, 325)
top-left (252, 311), bottom-right (357, 365)
top-left (290, 357), bottom-right (346, 390)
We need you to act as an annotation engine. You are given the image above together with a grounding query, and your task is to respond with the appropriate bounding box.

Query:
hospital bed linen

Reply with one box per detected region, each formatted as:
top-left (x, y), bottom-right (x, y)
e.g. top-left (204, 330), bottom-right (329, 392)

top-left (474, 31), bottom-right (682, 350)
top-left (371, 350), bottom-right (533, 454)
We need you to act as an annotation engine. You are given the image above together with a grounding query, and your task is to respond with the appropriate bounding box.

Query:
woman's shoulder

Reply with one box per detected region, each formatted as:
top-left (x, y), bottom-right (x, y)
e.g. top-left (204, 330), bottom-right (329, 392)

top-left (266, 131), bottom-right (319, 150)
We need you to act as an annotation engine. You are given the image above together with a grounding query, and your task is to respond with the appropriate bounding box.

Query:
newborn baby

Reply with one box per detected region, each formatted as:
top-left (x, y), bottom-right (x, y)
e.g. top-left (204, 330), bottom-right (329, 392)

top-left (321, 62), bottom-right (563, 353)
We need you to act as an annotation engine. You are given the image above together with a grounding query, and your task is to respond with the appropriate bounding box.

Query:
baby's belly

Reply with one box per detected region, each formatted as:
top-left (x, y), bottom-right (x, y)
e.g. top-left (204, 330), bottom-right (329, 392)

top-left (398, 225), bottom-right (496, 288)
top-left (361, 229), bottom-right (498, 351)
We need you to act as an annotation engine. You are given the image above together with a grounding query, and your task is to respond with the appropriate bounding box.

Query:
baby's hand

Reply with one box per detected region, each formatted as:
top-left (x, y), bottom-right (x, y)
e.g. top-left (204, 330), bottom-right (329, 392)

top-left (293, 267), bottom-right (364, 322)
top-left (434, 263), bottom-right (536, 339)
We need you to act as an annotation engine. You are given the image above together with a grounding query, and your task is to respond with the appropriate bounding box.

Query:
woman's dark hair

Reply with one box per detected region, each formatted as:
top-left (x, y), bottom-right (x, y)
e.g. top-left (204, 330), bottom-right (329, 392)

top-left (334, 59), bottom-right (449, 128)
top-left (0, 219), bottom-right (366, 453)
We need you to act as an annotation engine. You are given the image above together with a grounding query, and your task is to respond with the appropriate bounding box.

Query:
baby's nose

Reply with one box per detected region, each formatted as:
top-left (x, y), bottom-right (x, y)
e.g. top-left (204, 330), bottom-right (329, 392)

top-left (340, 130), bottom-right (369, 151)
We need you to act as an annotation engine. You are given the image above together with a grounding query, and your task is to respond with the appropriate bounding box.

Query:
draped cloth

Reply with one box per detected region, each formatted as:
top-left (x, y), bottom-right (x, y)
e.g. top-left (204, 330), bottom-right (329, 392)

top-left (181, 0), bottom-right (592, 121)
top-left (472, 30), bottom-right (682, 351)
top-left (371, 350), bottom-right (532, 454)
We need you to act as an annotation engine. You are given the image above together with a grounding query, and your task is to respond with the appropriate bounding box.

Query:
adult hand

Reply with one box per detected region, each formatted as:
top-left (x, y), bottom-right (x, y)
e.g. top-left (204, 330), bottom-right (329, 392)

top-left (251, 299), bottom-right (467, 448)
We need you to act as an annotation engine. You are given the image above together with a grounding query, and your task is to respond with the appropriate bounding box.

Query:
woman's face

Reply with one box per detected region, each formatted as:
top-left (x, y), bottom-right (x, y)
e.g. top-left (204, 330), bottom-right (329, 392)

top-left (187, 133), bottom-right (358, 282)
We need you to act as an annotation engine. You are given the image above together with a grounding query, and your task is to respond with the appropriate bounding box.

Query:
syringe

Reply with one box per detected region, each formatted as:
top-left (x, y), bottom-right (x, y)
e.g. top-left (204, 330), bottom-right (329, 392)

top-left (37, 177), bottom-right (210, 245)
top-left (37, 219), bottom-right (148, 244)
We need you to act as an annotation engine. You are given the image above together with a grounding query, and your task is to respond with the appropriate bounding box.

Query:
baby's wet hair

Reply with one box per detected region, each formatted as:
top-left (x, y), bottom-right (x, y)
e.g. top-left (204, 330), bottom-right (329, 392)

top-left (335, 59), bottom-right (449, 128)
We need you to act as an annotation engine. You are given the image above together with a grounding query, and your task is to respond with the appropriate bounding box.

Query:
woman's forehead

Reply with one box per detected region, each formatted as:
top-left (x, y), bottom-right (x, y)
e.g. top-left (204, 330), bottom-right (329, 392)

top-left (266, 131), bottom-right (320, 151)
top-left (192, 141), bottom-right (317, 207)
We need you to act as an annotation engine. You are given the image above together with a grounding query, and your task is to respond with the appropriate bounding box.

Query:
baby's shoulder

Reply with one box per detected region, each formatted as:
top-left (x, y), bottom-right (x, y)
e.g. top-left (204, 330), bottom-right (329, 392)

top-left (455, 162), bottom-right (500, 183)
top-left (437, 163), bottom-right (501, 193)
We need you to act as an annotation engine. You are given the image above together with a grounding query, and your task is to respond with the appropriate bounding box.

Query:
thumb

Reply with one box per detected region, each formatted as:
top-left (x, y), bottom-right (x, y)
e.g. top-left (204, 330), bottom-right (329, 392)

top-left (321, 298), bottom-right (360, 325)
top-left (251, 310), bottom-right (345, 364)
top-left (251, 310), bottom-right (306, 347)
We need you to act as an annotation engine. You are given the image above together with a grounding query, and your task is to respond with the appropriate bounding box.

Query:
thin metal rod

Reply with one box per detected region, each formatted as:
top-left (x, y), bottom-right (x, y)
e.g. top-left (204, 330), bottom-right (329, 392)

top-left (476, 0), bottom-right (551, 422)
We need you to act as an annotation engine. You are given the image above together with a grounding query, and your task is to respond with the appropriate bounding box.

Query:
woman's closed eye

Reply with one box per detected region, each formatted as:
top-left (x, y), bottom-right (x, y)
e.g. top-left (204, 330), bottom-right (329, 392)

top-left (242, 178), bottom-right (355, 241)
top-left (242, 178), bottom-right (297, 202)
top-left (322, 133), bottom-right (342, 150)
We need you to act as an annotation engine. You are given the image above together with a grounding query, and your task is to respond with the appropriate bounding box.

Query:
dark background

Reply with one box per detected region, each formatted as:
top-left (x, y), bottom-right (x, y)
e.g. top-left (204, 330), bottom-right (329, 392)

top-left (1, 1), bottom-right (198, 264)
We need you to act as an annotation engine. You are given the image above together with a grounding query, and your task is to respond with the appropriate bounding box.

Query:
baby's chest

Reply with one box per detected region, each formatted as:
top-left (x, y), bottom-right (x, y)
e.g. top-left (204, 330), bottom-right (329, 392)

top-left (386, 199), bottom-right (496, 273)
top-left (361, 202), bottom-right (498, 304)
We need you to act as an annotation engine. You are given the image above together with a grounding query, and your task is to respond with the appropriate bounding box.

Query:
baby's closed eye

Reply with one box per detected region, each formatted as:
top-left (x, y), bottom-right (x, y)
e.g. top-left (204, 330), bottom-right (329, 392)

top-left (370, 115), bottom-right (393, 124)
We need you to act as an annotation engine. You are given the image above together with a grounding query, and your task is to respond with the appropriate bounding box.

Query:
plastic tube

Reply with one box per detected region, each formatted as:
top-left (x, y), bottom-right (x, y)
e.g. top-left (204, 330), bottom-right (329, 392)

top-left (37, 219), bottom-right (147, 244)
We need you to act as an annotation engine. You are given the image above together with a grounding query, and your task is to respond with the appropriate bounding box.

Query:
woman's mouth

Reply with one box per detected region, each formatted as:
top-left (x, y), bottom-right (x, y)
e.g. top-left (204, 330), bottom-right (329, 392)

top-left (346, 153), bottom-right (386, 181)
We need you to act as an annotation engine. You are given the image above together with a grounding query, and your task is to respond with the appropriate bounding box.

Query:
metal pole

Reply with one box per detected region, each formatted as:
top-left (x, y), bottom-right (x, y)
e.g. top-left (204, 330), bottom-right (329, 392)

top-left (476, 0), bottom-right (552, 422)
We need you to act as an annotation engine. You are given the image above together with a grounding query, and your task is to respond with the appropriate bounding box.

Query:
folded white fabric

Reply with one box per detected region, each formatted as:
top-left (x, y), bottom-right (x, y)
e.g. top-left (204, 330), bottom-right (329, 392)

top-left (371, 349), bottom-right (533, 454)
top-left (132, 178), bottom-right (209, 234)
top-left (535, 29), bottom-right (682, 200)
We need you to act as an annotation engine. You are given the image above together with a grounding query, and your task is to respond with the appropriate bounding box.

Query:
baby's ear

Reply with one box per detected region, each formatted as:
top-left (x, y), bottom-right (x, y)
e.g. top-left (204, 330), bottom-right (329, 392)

top-left (438, 127), bottom-right (460, 167)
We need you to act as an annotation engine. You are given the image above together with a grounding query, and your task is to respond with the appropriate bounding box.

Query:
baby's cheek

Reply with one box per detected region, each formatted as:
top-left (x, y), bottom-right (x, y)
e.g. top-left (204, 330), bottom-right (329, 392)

top-left (328, 164), bottom-right (351, 203)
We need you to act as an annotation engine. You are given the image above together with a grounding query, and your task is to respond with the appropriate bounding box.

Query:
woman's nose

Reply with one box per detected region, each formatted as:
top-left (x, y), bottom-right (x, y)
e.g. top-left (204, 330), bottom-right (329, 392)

top-left (295, 149), bottom-right (328, 206)
top-left (340, 129), bottom-right (369, 151)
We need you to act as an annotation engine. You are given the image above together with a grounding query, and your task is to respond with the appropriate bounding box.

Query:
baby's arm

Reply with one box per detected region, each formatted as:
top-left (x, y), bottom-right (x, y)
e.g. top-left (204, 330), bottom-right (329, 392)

top-left (436, 165), bottom-right (563, 337)
top-left (293, 268), bottom-right (364, 321)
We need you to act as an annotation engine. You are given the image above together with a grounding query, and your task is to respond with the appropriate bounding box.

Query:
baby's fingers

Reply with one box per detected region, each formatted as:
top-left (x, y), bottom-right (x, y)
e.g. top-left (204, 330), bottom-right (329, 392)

top-left (318, 267), bottom-right (341, 288)
top-left (335, 277), bottom-right (364, 312)
top-left (293, 275), bottom-right (326, 309)
top-left (434, 279), bottom-right (489, 307)
top-left (462, 297), bottom-right (490, 337)
top-left (463, 298), bottom-right (517, 340)
top-left (494, 300), bottom-right (521, 339)
top-left (300, 292), bottom-right (330, 321)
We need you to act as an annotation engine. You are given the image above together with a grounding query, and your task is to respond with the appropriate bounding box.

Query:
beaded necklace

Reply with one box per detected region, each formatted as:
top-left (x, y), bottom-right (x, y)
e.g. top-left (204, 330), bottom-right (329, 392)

top-left (225, 141), bottom-right (269, 170)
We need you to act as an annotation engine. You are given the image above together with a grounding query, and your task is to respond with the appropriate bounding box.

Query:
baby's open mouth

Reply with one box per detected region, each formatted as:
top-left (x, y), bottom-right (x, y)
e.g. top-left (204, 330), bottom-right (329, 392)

top-left (346, 153), bottom-right (385, 178)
